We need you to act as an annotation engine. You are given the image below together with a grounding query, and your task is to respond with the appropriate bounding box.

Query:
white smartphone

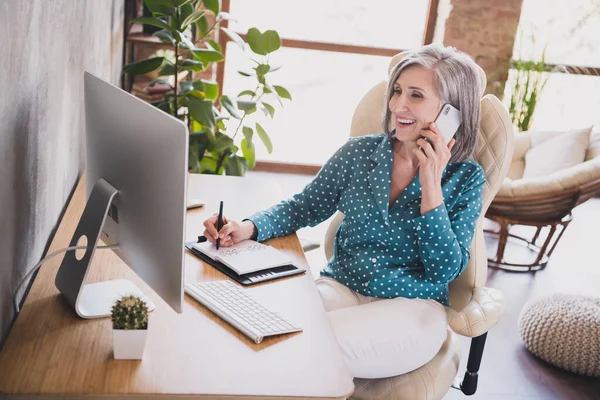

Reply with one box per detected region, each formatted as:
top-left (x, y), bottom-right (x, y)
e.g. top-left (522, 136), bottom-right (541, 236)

top-left (433, 103), bottom-right (462, 142)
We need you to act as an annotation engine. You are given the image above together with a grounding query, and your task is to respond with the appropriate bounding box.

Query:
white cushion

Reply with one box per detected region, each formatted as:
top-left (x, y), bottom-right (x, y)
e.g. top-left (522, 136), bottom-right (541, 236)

top-left (522, 127), bottom-right (592, 179)
top-left (327, 297), bottom-right (448, 379)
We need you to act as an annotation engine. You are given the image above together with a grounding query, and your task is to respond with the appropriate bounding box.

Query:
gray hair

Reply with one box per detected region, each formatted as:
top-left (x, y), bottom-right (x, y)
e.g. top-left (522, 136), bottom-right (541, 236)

top-left (382, 44), bottom-right (481, 163)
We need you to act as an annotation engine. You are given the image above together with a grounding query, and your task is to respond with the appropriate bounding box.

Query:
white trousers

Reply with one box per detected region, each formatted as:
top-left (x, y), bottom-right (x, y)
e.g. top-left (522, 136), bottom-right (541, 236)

top-left (315, 276), bottom-right (448, 379)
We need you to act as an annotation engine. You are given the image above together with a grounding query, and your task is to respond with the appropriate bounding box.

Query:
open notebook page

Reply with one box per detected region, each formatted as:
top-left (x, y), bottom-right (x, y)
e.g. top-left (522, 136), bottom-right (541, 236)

top-left (192, 240), bottom-right (292, 275)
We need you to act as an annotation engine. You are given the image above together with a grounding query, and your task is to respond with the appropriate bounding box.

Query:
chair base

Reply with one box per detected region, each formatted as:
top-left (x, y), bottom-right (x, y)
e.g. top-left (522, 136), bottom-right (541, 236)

top-left (484, 214), bottom-right (572, 271)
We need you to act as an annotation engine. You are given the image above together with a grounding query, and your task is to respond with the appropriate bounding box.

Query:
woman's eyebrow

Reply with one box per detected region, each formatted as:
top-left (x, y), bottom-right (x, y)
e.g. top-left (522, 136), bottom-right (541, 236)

top-left (394, 83), bottom-right (427, 93)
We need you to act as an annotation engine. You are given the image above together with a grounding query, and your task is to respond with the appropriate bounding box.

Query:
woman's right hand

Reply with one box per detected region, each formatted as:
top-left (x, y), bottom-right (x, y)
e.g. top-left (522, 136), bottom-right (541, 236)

top-left (202, 214), bottom-right (256, 247)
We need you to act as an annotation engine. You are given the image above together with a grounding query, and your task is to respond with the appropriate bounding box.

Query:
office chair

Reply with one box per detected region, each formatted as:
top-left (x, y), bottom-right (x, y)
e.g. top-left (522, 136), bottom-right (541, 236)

top-left (323, 52), bottom-right (514, 400)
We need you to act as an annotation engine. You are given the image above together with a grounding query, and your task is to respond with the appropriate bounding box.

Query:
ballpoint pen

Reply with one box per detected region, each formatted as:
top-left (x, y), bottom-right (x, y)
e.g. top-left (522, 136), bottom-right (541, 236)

top-left (216, 201), bottom-right (223, 250)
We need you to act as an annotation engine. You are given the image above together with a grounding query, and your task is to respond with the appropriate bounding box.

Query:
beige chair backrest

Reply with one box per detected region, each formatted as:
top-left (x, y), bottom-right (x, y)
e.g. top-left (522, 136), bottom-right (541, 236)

top-left (324, 52), bottom-right (514, 310)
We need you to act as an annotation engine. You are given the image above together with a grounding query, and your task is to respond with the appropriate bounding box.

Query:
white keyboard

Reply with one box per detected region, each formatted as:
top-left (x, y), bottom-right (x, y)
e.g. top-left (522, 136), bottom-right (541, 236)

top-left (185, 280), bottom-right (302, 344)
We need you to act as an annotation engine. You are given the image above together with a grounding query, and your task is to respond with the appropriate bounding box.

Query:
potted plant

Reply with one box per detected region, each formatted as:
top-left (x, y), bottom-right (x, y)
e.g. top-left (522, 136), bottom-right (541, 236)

top-left (111, 295), bottom-right (149, 360)
top-left (123, 0), bottom-right (292, 176)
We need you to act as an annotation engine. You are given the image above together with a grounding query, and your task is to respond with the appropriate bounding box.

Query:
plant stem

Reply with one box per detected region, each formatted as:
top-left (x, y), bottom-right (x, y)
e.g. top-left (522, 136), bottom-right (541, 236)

top-left (231, 83), bottom-right (262, 140)
top-left (198, 20), bottom-right (220, 41)
top-left (215, 148), bottom-right (230, 174)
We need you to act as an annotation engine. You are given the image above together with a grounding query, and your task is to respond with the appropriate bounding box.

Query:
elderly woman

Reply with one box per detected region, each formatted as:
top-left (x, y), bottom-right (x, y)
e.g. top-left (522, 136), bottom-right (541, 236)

top-left (203, 44), bottom-right (485, 379)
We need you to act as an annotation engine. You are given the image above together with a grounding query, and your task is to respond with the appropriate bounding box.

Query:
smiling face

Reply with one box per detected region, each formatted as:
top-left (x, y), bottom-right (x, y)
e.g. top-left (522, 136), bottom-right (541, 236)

top-left (388, 65), bottom-right (442, 142)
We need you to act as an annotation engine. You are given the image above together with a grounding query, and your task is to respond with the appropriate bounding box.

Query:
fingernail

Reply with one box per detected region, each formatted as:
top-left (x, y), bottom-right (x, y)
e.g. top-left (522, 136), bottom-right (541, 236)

top-left (431, 122), bottom-right (436, 128)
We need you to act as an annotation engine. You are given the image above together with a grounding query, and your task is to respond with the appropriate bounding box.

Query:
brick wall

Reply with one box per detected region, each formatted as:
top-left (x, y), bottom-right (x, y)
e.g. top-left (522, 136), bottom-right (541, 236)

top-left (436, 0), bottom-right (524, 96)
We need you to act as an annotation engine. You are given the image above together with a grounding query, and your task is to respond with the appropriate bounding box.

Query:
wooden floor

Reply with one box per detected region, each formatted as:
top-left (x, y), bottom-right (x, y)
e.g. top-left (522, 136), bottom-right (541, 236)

top-left (248, 171), bottom-right (600, 400)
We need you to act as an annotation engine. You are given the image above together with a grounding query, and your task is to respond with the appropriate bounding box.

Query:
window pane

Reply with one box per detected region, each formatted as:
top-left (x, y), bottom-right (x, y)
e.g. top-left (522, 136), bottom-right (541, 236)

top-left (229, 0), bottom-right (430, 50)
top-left (516, 0), bottom-right (600, 66)
top-left (223, 45), bottom-right (391, 164)
top-left (503, 71), bottom-right (600, 132)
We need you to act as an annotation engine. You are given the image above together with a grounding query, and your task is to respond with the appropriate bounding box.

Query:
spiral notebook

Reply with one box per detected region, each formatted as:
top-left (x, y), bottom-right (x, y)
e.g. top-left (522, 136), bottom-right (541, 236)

top-left (192, 240), bottom-right (294, 275)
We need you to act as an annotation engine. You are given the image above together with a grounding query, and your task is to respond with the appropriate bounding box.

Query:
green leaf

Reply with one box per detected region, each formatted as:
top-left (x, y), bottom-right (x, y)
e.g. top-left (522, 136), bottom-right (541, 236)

top-left (262, 30), bottom-right (281, 54)
top-left (152, 100), bottom-right (171, 114)
top-left (255, 64), bottom-right (270, 76)
top-left (260, 102), bottom-right (275, 118)
top-left (158, 61), bottom-right (175, 76)
top-left (238, 70), bottom-right (252, 77)
top-left (132, 17), bottom-right (171, 31)
top-left (196, 15), bottom-right (209, 37)
top-left (255, 122), bottom-right (273, 153)
top-left (246, 28), bottom-right (281, 55)
top-left (182, 9), bottom-right (206, 29)
top-left (210, 132), bottom-right (234, 153)
top-left (221, 27), bottom-right (245, 49)
top-left (242, 126), bottom-right (254, 146)
top-left (180, 59), bottom-right (205, 72)
top-left (200, 156), bottom-right (218, 173)
top-left (220, 95), bottom-right (241, 119)
top-left (180, 3), bottom-right (194, 26)
top-left (153, 30), bottom-right (175, 45)
top-left (238, 90), bottom-right (255, 97)
top-left (206, 39), bottom-right (222, 53)
top-left (246, 28), bottom-right (265, 55)
top-left (188, 97), bottom-right (215, 132)
top-left (237, 99), bottom-right (257, 111)
top-left (145, 0), bottom-right (175, 15)
top-left (123, 57), bottom-right (165, 75)
top-left (225, 155), bottom-right (248, 176)
top-left (203, 0), bottom-right (220, 15)
top-left (273, 85), bottom-right (292, 100)
top-left (200, 80), bottom-right (219, 100)
top-left (191, 48), bottom-right (224, 63)
top-left (241, 138), bottom-right (256, 170)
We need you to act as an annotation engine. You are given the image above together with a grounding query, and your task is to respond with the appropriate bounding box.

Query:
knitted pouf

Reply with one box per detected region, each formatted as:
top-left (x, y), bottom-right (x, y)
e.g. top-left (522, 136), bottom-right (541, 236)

top-left (518, 293), bottom-right (600, 377)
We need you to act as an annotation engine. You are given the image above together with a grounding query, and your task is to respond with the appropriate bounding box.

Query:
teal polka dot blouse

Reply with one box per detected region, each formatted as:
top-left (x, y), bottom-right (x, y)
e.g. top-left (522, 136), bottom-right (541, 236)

top-left (247, 134), bottom-right (486, 306)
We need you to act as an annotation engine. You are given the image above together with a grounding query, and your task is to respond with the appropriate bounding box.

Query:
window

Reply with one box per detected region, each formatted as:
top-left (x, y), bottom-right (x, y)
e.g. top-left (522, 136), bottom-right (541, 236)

top-left (509, 0), bottom-right (600, 131)
top-left (223, 45), bottom-right (390, 164)
top-left (221, 0), bottom-right (433, 168)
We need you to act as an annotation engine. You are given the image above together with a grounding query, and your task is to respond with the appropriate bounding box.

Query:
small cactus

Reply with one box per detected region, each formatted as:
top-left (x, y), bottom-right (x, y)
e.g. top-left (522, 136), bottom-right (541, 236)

top-left (111, 295), bottom-right (148, 330)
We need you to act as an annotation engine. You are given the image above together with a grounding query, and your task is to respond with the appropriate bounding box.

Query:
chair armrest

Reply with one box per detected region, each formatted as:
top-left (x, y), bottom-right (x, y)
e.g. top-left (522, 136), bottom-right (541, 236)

top-left (447, 287), bottom-right (505, 338)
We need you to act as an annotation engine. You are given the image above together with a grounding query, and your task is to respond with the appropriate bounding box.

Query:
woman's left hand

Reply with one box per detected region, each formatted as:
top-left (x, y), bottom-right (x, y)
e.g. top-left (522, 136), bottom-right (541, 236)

top-left (413, 122), bottom-right (456, 213)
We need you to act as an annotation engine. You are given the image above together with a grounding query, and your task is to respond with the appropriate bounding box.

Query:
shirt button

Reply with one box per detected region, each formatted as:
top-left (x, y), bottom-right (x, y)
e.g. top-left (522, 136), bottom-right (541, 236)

top-left (371, 258), bottom-right (377, 263)
top-left (416, 225), bottom-right (421, 231)
top-left (364, 281), bottom-right (370, 287)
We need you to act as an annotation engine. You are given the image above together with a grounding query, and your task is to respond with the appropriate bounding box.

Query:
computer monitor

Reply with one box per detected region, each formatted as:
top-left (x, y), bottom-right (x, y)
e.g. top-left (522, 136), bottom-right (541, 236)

top-left (54, 72), bottom-right (188, 318)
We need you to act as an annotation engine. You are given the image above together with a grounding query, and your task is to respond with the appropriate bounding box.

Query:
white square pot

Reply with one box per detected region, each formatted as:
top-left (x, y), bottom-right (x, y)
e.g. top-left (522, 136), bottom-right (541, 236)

top-left (112, 329), bottom-right (148, 360)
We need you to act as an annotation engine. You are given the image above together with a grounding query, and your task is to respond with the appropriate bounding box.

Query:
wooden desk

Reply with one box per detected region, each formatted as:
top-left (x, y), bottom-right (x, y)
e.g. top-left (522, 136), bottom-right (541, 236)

top-left (0, 174), bottom-right (354, 399)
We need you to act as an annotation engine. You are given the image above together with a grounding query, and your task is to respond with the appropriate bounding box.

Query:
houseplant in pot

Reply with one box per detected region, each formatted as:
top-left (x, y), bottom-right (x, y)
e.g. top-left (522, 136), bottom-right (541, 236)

top-left (111, 295), bottom-right (149, 360)
top-left (123, 0), bottom-right (292, 176)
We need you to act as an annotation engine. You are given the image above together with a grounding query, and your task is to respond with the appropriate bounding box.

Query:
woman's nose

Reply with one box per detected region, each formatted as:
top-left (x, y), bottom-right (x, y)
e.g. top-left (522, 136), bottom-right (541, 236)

top-left (393, 94), bottom-right (409, 112)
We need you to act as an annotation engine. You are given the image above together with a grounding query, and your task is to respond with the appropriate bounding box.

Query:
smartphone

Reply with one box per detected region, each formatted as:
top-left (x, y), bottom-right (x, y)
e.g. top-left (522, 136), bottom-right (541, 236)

top-left (434, 103), bottom-right (462, 142)
top-left (420, 103), bottom-right (462, 148)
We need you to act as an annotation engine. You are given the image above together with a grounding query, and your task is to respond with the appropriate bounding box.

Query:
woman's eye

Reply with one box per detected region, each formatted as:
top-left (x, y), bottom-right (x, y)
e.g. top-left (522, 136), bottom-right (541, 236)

top-left (412, 93), bottom-right (423, 98)
top-left (394, 88), bottom-right (401, 94)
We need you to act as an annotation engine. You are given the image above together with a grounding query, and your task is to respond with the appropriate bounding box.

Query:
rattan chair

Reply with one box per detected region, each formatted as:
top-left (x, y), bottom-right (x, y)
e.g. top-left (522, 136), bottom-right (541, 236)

top-left (485, 130), bottom-right (600, 270)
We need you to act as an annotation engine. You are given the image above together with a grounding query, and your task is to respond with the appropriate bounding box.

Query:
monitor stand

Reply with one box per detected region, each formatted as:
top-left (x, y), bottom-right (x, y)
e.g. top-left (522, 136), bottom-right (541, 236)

top-left (55, 178), bottom-right (155, 319)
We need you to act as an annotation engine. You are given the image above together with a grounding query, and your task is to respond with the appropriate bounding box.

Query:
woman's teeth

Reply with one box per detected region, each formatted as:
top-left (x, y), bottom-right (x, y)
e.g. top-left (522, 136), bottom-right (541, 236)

top-left (398, 118), bottom-right (416, 125)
